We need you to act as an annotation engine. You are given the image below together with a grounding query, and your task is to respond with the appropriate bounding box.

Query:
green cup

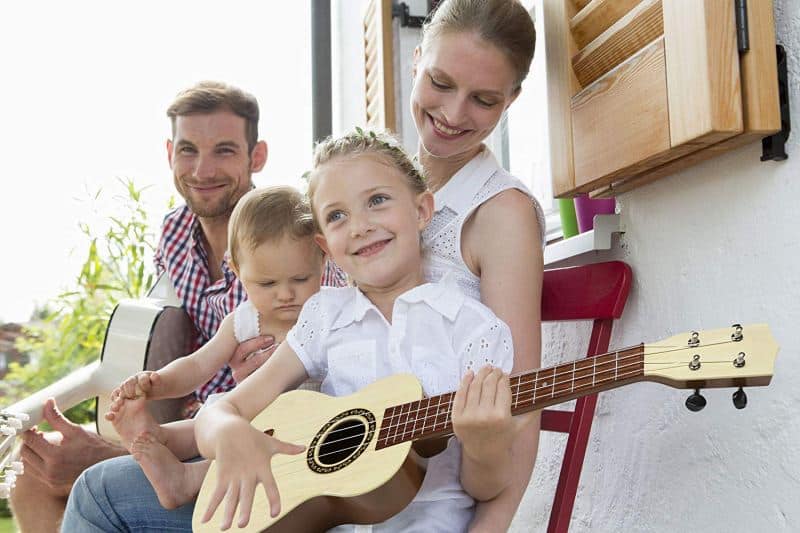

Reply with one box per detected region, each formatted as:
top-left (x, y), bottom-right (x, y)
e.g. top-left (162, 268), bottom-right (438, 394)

top-left (558, 198), bottom-right (579, 238)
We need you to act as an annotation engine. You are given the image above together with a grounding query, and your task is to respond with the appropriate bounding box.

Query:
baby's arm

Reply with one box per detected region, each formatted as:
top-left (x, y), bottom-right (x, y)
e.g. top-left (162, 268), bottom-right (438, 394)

top-left (195, 342), bottom-right (309, 529)
top-left (144, 312), bottom-right (240, 400)
top-left (451, 314), bottom-right (516, 502)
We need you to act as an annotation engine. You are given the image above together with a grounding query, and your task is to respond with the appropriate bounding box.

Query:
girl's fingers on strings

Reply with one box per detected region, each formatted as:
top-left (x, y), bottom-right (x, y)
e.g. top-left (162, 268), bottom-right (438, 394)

top-left (221, 483), bottom-right (241, 531)
top-left (236, 478), bottom-right (256, 528)
top-left (263, 470), bottom-right (282, 518)
top-left (478, 366), bottom-right (501, 406)
top-left (201, 480), bottom-right (227, 524)
top-left (453, 371), bottom-right (473, 415)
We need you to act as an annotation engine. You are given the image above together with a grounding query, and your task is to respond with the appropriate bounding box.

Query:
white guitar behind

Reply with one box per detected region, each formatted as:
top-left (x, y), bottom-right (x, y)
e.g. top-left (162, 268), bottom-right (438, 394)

top-left (0, 273), bottom-right (197, 498)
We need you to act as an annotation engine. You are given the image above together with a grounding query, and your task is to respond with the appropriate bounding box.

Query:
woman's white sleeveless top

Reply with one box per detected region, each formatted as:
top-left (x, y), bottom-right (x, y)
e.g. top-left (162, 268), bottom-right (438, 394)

top-left (422, 147), bottom-right (546, 299)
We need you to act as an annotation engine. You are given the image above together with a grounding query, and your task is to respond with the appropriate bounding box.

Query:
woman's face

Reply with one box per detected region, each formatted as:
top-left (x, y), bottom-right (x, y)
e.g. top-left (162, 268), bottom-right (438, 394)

top-left (410, 31), bottom-right (520, 160)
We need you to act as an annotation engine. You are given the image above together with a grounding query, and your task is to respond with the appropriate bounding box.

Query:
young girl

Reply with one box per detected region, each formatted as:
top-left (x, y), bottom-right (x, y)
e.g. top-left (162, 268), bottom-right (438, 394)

top-left (195, 130), bottom-right (519, 532)
top-left (105, 185), bottom-right (325, 509)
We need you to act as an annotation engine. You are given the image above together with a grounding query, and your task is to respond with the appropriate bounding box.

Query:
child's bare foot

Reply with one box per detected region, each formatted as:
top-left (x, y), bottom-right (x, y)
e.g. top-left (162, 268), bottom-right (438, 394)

top-left (105, 395), bottom-right (161, 450)
top-left (131, 432), bottom-right (209, 510)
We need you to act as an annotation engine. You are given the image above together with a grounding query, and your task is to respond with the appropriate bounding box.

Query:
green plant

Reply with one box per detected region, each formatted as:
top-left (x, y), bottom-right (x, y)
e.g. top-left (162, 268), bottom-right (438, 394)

top-left (1, 179), bottom-right (162, 425)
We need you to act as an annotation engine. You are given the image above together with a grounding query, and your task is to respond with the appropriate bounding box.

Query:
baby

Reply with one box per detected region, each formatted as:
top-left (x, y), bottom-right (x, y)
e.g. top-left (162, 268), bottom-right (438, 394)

top-left (105, 185), bottom-right (325, 508)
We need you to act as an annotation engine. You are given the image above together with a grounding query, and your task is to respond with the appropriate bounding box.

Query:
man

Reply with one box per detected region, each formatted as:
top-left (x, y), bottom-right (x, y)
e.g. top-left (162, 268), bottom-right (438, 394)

top-left (10, 81), bottom-right (286, 532)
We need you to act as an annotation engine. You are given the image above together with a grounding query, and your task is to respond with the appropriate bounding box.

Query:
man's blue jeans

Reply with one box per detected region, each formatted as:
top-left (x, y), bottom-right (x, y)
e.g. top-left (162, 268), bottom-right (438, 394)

top-left (61, 455), bottom-right (194, 532)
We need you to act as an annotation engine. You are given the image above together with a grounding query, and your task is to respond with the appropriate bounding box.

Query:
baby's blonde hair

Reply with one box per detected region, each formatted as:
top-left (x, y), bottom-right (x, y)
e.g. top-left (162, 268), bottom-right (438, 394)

top-left (227, 186), bottom-right (318, 270)
top-left (307, 128), bottom-right (427, 229)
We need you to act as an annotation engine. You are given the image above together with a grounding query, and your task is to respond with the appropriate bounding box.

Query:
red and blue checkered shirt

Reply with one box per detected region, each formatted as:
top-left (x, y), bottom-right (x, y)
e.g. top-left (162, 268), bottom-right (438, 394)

top-left (154, 205), bottom-right (346, 405)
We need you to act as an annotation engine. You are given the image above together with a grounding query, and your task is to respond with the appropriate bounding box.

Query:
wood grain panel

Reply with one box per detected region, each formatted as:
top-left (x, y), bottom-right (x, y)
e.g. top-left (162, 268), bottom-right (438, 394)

top-left (589, 0), bottom-right (781, 197)
top-left (571, 38), bottom-right (670, 190)
top-left (663, 0), bottom-right (742, 147)
top-left (570, 0), bottom-right (641, 50)
top-left (363, 0), bottom-right (396, 130)
top-left (572, 0), bottom-right (663, 87)
top-left (545, 0), bottom-right (581, 197)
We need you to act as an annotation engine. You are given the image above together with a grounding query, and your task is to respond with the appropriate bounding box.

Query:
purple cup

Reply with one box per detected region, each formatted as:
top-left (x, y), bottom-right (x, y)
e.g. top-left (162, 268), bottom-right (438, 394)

top-left (574, 194), bottom-right (616, 233)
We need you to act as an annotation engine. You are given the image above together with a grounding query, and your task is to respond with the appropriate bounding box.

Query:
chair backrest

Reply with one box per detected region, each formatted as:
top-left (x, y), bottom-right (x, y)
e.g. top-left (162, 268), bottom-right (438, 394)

top-left (542, 260), bottom-right (631, 322)
top-left (538, 260), bottom-right (632, 533)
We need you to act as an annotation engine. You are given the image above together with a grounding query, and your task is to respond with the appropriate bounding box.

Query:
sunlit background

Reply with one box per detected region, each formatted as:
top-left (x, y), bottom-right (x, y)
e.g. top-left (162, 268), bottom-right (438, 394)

top-left (0, 1), bottom-right (313, 323)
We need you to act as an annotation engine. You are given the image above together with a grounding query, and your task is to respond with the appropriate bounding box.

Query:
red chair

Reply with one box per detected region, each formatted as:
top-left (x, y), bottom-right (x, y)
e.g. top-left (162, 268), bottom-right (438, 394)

top-left (539, 261), bottom-right (632, 533)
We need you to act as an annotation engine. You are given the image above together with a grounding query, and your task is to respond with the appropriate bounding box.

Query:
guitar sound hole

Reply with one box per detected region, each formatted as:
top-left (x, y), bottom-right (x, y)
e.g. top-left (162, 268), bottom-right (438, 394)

top-left (307, 408), bottom-right (376, 474)
top-left (318, 419), bottom-right (366, 466)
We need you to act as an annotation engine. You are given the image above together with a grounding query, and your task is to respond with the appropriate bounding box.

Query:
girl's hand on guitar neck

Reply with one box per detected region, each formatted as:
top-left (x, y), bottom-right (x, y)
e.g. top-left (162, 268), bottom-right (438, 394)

top-left (200, 418), bottom-right (305, 530)
top-left (452, 365), bottom-right (515, 501)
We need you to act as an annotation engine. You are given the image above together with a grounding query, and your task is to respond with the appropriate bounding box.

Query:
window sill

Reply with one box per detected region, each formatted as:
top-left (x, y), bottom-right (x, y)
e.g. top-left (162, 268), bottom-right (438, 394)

top-left (543, 214), bottom-right (623, 266)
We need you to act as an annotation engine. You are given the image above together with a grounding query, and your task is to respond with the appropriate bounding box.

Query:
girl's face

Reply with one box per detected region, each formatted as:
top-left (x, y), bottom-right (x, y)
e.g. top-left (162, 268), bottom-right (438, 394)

top-left (312, 154), bottom-right (433, 293)
top-left (235, 235), bottom-right (322, 325)
top-left (411, 31), bottom-right (520, 160)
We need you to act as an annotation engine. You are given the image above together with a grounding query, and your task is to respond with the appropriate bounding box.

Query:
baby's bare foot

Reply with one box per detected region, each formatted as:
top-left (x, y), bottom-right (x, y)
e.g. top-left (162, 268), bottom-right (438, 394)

top-left (132, 432), bottom-right (210, 510)
top-left (107, 395), bottom-right (161, 450)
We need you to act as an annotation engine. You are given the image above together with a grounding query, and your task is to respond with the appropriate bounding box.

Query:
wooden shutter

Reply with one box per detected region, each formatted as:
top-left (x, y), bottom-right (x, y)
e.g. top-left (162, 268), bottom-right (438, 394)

top-left (544, 0), bottom-right (781, 198)
top-left (363, 0), bottom-right (396, 131)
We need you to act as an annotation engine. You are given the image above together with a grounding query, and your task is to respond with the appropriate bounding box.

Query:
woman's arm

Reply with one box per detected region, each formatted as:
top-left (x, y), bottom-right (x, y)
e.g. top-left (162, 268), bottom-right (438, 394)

top-left (462, 188), bottom-right (544, 532)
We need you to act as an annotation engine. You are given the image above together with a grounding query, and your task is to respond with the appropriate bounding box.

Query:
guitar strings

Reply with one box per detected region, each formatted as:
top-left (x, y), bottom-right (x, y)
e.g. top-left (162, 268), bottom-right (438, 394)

top-left (249, 337), bottom-right (743, 450)
top-left (266, 364), bottom-right (653, 479)
top-left (264, 335), bottom-right (747, 478)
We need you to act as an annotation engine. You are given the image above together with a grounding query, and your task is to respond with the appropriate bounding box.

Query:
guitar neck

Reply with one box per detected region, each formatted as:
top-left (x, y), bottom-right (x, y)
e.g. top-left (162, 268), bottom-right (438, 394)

top-left (376, 345), bottom-right (645, 449)
top-left (2, 361), bottom-right (104, 433)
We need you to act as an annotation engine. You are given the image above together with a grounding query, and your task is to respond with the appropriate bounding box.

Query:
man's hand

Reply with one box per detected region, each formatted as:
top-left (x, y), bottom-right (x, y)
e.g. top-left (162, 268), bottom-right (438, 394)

top-left (18, 398), bottom-right (126, 496)
top-left (229, 335), bottom-right (277, 384)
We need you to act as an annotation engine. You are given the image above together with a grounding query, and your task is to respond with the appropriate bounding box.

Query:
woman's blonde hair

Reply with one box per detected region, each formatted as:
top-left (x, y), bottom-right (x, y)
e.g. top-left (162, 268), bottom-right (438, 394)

top-left (421, 0), bottom-right (536, 91)
top-left (307, 128), bottom-right (427, 229)
top-left (227, 185), bottom-right (317, 270)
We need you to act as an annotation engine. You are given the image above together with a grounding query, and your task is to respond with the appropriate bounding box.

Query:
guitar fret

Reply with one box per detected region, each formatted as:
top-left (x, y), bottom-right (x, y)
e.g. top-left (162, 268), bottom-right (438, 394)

top-left (571, 361), bottom-right (576, 393)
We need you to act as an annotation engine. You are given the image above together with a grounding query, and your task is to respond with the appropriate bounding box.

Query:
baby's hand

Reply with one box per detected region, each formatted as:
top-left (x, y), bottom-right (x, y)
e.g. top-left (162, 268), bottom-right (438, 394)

top-left (451, 366), bottom-right (514, 462)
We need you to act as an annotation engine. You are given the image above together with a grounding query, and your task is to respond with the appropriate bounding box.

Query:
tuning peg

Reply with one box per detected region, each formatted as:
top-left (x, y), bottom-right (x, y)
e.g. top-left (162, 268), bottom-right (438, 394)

top-left (685, 389), bottom-right (707, 412)
top-left (732, 387), bottom-right (748, 409)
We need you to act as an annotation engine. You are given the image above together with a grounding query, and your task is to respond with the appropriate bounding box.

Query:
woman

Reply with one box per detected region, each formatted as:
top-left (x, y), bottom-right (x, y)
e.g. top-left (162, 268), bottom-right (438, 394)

top-left (413, 1), bottom-right (545, 531)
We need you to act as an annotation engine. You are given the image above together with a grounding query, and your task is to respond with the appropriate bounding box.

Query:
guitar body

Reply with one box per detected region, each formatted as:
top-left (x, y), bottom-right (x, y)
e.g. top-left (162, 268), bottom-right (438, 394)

top-left (94, 294), bottom-right (197, 439)
top-left (193, 373), bottom-right (427, 532)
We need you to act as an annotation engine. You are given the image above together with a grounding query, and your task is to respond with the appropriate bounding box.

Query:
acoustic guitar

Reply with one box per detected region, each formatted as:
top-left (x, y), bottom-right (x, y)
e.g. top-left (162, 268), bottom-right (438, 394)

top-left (0, 273), bottom-right (196, 498)
top-left (193, 323), bottom-right (778, 532)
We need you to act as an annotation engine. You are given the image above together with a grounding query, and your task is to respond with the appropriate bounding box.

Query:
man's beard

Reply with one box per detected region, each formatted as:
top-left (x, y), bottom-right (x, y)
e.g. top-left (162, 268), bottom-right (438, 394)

top-left (180, 179), bottom-right (251, 219)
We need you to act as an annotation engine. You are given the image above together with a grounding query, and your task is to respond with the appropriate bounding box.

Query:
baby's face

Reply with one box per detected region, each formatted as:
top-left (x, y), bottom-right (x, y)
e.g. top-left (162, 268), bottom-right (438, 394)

top-left (236, 235), bottom-right (323, 325)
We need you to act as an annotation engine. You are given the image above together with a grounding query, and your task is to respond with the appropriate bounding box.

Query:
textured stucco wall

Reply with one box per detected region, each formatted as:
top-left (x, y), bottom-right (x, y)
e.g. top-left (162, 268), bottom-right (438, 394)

top-left (333, 1), bottom-right (800, 531)
top-left (513, 2), bottom-right (800, 531)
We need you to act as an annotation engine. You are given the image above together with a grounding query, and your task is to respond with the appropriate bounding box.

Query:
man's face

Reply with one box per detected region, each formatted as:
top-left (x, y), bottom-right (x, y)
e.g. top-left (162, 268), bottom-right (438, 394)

top-left (167, 111), bottom-right (265, 219)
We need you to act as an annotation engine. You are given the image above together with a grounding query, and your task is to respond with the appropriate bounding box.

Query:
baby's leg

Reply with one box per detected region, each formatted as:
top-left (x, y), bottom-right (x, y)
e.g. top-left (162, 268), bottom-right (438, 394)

top-left (106, 395), bottom-right (161, 450)
top-left (131, 432), bottom-right (210, 510)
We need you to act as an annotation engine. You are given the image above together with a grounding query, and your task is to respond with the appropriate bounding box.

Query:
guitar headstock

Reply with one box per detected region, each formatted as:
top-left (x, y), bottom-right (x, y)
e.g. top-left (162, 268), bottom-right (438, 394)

top-left (0, 411), bottom-right (28, 498)
top-left (643, 323), bottom-right (777, 389)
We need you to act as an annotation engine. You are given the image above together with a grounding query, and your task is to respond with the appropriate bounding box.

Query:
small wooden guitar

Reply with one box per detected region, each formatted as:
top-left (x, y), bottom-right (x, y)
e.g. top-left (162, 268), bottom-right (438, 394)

top-left (0, 274), bottom-right (196, 498)
top-left (193, 323), bottom-right (778, 532)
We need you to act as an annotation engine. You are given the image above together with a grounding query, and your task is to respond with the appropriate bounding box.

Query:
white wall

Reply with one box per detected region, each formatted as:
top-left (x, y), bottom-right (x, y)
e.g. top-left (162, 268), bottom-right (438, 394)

top-left (333, 1), bottom-right (800, 531)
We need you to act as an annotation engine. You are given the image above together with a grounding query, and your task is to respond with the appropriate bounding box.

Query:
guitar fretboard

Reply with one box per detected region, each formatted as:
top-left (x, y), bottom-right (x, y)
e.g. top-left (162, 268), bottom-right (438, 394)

top-left (375, 345), bottom-right (644, 450)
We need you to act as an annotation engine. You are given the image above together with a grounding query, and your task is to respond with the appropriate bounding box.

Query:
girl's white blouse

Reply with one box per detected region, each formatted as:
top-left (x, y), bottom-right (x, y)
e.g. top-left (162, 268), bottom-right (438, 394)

top-left (285, 277), bottom-right (514, 532)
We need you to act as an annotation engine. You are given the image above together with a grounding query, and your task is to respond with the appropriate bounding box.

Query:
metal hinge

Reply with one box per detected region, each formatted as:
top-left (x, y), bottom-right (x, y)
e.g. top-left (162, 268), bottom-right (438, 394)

top-left (761, 45), bottom-right (791, 162)
top-left (392, 1), bottom-right (441, 29)
top-left (735, 0), bottom-right (749, 53)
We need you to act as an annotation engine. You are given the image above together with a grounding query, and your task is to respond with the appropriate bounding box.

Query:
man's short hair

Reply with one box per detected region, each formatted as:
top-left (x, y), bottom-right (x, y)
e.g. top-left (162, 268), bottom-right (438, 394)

top-left (166, 80), bottom-right (259, 152)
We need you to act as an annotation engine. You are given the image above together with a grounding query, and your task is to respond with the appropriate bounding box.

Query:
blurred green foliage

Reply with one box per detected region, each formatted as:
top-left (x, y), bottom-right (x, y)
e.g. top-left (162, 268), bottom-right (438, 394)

top-left (1, 179), bottom-right (165, 425)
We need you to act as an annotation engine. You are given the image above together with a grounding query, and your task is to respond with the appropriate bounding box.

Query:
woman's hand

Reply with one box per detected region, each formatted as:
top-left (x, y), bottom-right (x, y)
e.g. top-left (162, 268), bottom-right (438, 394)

top-left (200, 419), bottom-right (305, 530)
top-left (452, 365), bottom-right (515, 501)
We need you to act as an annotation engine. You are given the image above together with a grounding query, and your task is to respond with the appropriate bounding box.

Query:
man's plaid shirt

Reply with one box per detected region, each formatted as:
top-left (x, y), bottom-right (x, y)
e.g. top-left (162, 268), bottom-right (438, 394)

top-left (154, 205), bottom-right (346, 405)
